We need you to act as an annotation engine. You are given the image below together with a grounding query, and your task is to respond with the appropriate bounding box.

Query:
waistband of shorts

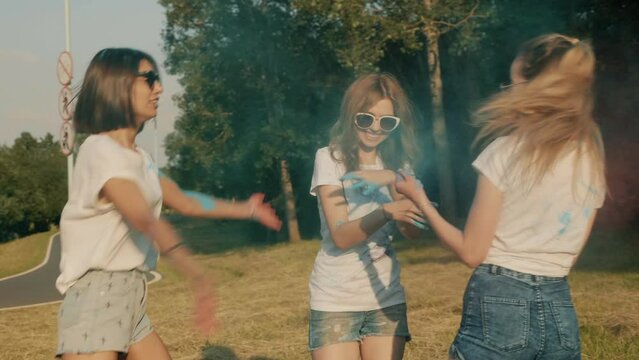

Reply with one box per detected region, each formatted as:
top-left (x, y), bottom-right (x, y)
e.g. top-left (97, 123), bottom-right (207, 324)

top-left (476, 264), bottom-right (567, 283)
top-left (84, 268), bottom-right (147, 281)
top-left (86, 268), bottom-right (146, 274)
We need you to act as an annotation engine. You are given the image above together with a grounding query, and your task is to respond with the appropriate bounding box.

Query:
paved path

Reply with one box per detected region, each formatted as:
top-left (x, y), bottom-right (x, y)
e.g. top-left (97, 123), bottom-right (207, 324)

top-left (0, 233), bottom-right (160, 311)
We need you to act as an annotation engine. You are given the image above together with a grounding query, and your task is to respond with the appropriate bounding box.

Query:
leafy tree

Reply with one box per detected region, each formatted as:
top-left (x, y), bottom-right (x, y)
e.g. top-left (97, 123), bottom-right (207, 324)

top-left (160, 0), bottom-right (347, 240)
top-left (0, 133), bottom-right (67, 242)
top-left (292, 0), bottom-right (491, 219)
top-left (159, 0), bottom-right (637, 234)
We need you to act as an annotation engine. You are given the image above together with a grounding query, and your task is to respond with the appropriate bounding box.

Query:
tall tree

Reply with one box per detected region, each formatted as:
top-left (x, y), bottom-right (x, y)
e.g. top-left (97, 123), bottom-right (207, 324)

top-left (0, 133), bottom-right (67, 241)
top-left (293, 0), bottom-right (489, 219)
top-left (160, 0), bottom-right (347, 241)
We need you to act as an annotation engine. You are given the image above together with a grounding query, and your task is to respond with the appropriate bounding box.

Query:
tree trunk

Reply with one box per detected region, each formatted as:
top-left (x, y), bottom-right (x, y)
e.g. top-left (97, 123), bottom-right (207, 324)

top-left (280, 159), bottom-right (301, 242)
top-left (424, 26), bottom-right (458, 219)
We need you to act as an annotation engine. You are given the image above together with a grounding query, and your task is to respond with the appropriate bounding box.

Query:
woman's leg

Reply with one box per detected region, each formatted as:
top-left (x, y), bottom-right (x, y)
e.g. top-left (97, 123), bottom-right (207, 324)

top-left (358, 303), bottom-right (409, 360)
top-left (58, 271), bottom-right (142, 360)
top-left (58, 331), bottom-right (170, 360)
top-left (311, 342), bottom-right (360, 360)
top-left (308, 309), bottom-right (364, 359)
top-left (61, 352), bottom-right (118, 360)
top-left (360, 336), bottom-right (406, 360)
top-left (126, 331), bottom-right (171, 360)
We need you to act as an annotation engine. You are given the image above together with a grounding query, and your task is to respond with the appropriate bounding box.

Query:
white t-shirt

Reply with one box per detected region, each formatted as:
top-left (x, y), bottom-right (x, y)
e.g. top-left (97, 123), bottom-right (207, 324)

top-left (56, 134), bottom-right (163, 294)
top-left (474, 136), bottom-right (605, 277)
top-left (308, 146), bottom-right (406, 312)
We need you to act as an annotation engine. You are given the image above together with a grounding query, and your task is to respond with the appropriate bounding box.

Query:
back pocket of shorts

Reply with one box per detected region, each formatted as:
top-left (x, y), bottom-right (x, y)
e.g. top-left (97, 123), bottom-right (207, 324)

top-left (481, 296), bottom-right (529, 352)
top-left (549, 301), bottom-right (580, 351)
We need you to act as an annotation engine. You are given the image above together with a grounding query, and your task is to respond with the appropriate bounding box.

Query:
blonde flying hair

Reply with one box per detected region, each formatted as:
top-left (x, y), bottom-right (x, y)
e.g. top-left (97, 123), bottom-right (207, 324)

top-left (474, 33), bottom-right (605, 193)
top-left (329, 73), bottom-right (418, 172)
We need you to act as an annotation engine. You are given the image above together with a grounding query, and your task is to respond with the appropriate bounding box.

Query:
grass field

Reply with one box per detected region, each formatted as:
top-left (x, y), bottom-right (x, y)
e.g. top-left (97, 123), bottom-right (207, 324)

top-left (0, 228), bottom-right (57, 279)
top-left (0, 218), bottom-right (637, 359)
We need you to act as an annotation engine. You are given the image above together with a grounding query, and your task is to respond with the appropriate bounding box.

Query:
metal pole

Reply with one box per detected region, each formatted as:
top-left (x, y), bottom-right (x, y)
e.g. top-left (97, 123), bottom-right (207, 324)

top-left (64, 0), bottom-right (73, 196)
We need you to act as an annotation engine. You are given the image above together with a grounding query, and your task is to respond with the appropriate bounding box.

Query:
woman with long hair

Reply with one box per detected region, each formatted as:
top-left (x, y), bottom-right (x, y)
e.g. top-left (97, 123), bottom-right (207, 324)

top-left (56, 48), bottom-right (281, 359)
top-left (396, 34), bottom-right (605, 359)
top-left (308, 73), bottom-right (424, 360)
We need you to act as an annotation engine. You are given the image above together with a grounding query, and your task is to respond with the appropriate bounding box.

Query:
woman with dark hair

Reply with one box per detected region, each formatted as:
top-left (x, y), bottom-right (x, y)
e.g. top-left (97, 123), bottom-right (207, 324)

top-left (56, 48), bottom-right (281, 359)
top-left (308, 73), bottom-right (424, 360)
top-left (395, 34), bottom-right (605, 359)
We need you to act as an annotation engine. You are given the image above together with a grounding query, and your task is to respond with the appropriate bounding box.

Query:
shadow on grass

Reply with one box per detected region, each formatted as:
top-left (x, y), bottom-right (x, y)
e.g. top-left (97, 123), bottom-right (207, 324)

top-left (165, 214), bottom-right (285, 255)
top-left (393, 234), bottom-right (462, 266)
top-left (574, 228), bottom-right (639, 273)
top-left (401, 252), bottom-right (460, 265)
top-left (201, 344), bottom-right (276, 360)
top-left (167, 213), bottom-right (639, 274)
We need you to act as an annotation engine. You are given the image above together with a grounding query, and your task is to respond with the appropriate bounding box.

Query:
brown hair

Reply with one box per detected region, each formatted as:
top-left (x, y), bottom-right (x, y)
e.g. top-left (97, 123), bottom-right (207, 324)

top-left (329, 73), bottom-right (418, 172)
top-left (474, 34), bottom-right (605, 194)
top-left (74, 48), bottom-right (159, 134)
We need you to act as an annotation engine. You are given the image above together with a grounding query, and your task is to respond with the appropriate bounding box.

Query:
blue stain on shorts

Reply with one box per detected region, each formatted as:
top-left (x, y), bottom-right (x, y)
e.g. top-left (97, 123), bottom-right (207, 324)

top-left (308, 303), bottom-right (410, 351)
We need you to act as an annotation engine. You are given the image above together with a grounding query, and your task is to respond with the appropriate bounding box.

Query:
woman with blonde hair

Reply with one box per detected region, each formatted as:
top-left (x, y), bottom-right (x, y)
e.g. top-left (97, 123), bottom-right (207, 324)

top-left (395, 34), bottom-right (605, 359)
top-left (308, 73), bottom-right (424, 359)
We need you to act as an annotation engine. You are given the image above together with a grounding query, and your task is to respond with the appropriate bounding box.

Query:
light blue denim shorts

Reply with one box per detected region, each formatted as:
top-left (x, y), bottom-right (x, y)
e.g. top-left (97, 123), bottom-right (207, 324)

top-left (449, 264), bottom-right (581, 360)
top-left (308, 303), bottom-right (411, 351)
top-left (56, 269), bottom-right (152, 357)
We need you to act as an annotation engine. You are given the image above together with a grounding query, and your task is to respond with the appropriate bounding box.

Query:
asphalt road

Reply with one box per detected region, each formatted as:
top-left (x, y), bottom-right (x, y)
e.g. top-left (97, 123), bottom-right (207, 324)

top-left (0, 234), bottom-right (159, 310)
top-left (0, 234), bottom-right (63, 310)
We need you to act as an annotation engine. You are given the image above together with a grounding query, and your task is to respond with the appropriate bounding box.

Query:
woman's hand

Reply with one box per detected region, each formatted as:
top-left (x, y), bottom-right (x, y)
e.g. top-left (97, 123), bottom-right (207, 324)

top-left (192, 276), bottom-right (217, 336)
top-left (395, 174), bottom-right (431, 208)
top-left (382, 199), bottom-right (426, 227)
top-left (246, 193), bottom-right (282, 231)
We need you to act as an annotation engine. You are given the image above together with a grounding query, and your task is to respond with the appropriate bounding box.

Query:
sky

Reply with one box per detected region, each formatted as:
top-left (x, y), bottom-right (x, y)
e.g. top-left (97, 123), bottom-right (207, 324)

top-left (0, 0), bottom-right (181, 166)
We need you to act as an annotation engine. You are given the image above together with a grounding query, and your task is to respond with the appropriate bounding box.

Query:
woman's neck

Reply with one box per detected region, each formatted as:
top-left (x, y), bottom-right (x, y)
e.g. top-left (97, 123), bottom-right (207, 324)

top-left (358, 146), bottom-right (378, 165)
top-left (103, 128), bottom-right (138, 150)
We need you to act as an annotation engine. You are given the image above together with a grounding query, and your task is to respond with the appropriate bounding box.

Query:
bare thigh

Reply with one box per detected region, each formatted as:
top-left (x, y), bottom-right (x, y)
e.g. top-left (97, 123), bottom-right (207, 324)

top-left (312, 342), bottom-right (360, 360)
top-left (126, 331), bottom-right (171, 360)
top-left (61, 352), bottom-right (118, 360)
top-left (360, 336), bottom-right (406, 360)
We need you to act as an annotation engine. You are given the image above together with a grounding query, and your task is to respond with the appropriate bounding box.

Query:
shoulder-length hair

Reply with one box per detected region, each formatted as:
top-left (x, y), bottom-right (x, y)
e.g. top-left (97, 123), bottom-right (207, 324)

top-left (473, 34), bottom-right (605, 193)
top-left (73, 48), bottom-right (159, 134)
top-left (329, 73), bottom-right (418, 172)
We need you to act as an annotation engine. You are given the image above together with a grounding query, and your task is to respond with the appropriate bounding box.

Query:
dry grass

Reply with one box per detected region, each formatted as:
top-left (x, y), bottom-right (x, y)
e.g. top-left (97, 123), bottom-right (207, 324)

top-left (0, 228), bottom-right (56, 279)
top-left (0, 220), bottom-right (637, 359)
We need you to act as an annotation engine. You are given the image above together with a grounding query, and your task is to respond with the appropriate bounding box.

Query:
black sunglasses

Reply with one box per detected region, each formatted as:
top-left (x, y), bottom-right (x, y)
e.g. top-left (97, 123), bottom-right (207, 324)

top-left (136, 70), bottom-right (161, 89)
top-left (354, 112), bottom-right (401, 132)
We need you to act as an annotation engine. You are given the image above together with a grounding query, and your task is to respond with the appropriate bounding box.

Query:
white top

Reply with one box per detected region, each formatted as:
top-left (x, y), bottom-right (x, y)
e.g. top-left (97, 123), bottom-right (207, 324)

top-left (474, 136), bottom-right (605, 277)
top-left (308, 147), bottom-right (406, 311)
top-left (56, 134), bottom-right (162, 294)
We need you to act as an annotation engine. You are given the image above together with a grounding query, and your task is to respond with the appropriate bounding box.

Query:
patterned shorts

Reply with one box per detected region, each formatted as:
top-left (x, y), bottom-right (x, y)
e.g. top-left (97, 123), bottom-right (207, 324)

top-left (308, 303), bottom-right (411, 351)
top-left (56, 270), bottom-right (152, 356)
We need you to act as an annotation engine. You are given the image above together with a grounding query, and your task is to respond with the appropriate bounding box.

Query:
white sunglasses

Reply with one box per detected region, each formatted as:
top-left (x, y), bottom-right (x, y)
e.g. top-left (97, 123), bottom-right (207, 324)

top-left (354, 112), bottom-right (401, 132)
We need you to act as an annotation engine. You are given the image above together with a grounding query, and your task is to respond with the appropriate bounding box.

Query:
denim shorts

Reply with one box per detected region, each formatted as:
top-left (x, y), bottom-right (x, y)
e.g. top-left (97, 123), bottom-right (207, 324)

top-left (308, 303), bottom-right (411, 351)
top-left (57, 270), bottom-right (152, 357)
top-left (449, 264), bottom-right (581, 360)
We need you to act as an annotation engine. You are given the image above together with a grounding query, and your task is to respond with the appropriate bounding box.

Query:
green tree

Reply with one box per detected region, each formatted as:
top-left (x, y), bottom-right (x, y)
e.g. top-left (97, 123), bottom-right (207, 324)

top-left (160, 0), bottom-right (347, 240)
top-left (293, 0), bottom-right (490, 219)
top-left (0, 133), bottom-right (67, 242)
